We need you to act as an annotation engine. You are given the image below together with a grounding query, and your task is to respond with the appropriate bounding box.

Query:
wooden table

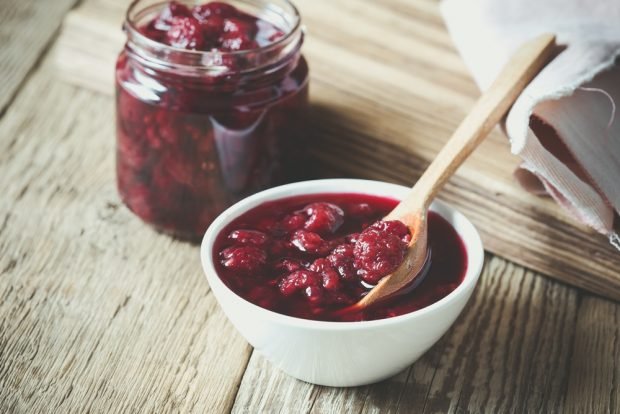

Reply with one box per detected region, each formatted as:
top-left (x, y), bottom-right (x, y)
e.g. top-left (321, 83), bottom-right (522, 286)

top-left (1, 0), bottom-right (618, 412)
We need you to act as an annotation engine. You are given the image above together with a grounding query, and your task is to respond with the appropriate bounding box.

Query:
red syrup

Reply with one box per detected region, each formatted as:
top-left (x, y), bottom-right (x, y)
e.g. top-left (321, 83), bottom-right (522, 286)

top-left (213, 193), bottom-right (468, 322)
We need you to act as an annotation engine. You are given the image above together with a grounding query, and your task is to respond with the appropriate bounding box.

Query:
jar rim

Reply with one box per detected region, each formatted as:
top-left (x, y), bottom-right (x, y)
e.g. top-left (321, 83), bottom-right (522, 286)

top-left (124, 0), bottom-right (302, 63)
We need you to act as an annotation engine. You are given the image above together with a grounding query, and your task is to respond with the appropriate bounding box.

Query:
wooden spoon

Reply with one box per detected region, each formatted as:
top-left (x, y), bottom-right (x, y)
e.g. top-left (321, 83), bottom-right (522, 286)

top-left (357, 33), bottom-right (557, 309)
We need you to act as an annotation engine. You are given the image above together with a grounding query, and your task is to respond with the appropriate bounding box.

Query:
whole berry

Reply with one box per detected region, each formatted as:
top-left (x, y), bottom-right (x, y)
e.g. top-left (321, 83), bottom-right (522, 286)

top-left (220, 246), bottom-right (267, 273)
top-left (301, 202), bottom-right (344, 235)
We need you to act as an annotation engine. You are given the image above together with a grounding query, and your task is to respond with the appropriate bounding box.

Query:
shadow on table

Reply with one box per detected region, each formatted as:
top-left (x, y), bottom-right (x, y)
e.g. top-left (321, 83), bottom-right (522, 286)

top-left (301, 102), bottom-right (427, 185)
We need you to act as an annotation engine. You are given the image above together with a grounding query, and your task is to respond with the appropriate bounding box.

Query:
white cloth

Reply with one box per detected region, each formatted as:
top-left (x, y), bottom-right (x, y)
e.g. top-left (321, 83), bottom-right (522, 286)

top-left (441, 0), bottom-right (620, 249)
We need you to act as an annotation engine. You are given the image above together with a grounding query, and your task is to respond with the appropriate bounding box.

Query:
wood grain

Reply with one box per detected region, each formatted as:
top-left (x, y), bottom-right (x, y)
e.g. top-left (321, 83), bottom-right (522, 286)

top-left (231, 256), bottom-right (590, 413)
top-left (52, 0), bottom-right (620, 302)
top-left (0, 0), bottom-right (78, 114)
top-left (1, 1), bottom-right (619, 413)
top-left (565, 296), bottom-right (620, 414)
top-left (0, 58), bottom-right (251, 413)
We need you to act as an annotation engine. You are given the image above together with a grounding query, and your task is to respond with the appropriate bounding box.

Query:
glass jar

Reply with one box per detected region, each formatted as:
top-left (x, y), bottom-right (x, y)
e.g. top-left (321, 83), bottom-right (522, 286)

top-left (115, 0), bottom-right (309, 241)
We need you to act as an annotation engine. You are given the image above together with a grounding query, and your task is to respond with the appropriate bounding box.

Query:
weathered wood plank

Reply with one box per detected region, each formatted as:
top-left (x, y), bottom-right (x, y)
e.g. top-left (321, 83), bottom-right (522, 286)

top-left (1, 0), bottom-right (618, 413)
top-left (231, 256), bottom-right (583, 413)
top-left (419, 258), bottom-right (578, 413)
top-left (0, 0), bottom-right (78, 114)
top-left (231, 353), bottom-right (319, 414)
top-left (564, 296), bottom-right (620, 414)
top-left (51, 0), bottom-right (620, 302)
top-left (0, 57), bottom-right (251, 413)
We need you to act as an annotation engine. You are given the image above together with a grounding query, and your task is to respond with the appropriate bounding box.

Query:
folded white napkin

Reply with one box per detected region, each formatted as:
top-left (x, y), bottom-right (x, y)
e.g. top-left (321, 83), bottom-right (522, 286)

top-left (441, 0), bottom-right (620, 249)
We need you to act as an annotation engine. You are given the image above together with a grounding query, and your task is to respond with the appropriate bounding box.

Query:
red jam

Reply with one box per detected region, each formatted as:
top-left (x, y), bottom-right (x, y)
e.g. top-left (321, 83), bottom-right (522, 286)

top-left (138, 1), bottom-right (285, 51)
top-left (213, 194), bottom-right (468, 321)
top-left (115, 1), bottom-right (308, 240)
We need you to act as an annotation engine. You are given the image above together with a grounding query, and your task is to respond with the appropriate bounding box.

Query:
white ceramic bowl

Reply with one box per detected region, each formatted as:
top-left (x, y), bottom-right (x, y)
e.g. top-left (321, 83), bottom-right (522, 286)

top-left (201, 179), bottom-right (483, 387)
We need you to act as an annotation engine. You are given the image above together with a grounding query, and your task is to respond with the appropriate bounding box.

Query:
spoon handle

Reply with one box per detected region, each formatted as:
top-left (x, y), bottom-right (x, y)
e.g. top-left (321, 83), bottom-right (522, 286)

top-left (390, 33), bottom-right (557, 218)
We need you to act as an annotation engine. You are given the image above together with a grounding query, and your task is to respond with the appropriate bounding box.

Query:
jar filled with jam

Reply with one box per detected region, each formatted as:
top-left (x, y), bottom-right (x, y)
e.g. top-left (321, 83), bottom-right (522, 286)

top-left (115, 0), bottom-right (309, 241)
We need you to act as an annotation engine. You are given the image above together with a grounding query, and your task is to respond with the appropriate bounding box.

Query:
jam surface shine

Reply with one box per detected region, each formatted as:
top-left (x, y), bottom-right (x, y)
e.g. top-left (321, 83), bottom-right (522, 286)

top-left (213, 193), bottom-right (468, 322)
top-left (138, 1), bottom-right (286, 51)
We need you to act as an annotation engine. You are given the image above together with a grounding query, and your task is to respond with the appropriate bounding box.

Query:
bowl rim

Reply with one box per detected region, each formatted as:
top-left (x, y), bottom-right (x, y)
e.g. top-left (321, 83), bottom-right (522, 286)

top-left (201, 179), bottom-right (484, 331)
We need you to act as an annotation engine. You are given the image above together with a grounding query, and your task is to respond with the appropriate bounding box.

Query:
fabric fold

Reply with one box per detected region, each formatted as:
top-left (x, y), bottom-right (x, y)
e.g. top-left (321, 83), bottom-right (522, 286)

top-left (441, 0), bottom-right (620, 248)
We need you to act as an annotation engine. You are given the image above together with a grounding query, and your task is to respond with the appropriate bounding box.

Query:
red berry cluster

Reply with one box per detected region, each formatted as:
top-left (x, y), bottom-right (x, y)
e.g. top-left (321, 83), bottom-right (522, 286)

top-left (217, 199), bottom-right (411, 309)
top-left (214, 194), bottom-right (468, 322)
top-left (140, 1), bottom-right (284, 51)
top-left (116, 74), bottom-right (234, 233)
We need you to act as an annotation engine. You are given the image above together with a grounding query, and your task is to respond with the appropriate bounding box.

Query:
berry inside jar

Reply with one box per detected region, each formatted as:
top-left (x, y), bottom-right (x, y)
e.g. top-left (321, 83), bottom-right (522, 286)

top-left (116, 0), bottom-right (308, 241)
top-left (213, 193), bottom-right (468, 322)
top-left (139, 1), bottom-right (286, 51)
